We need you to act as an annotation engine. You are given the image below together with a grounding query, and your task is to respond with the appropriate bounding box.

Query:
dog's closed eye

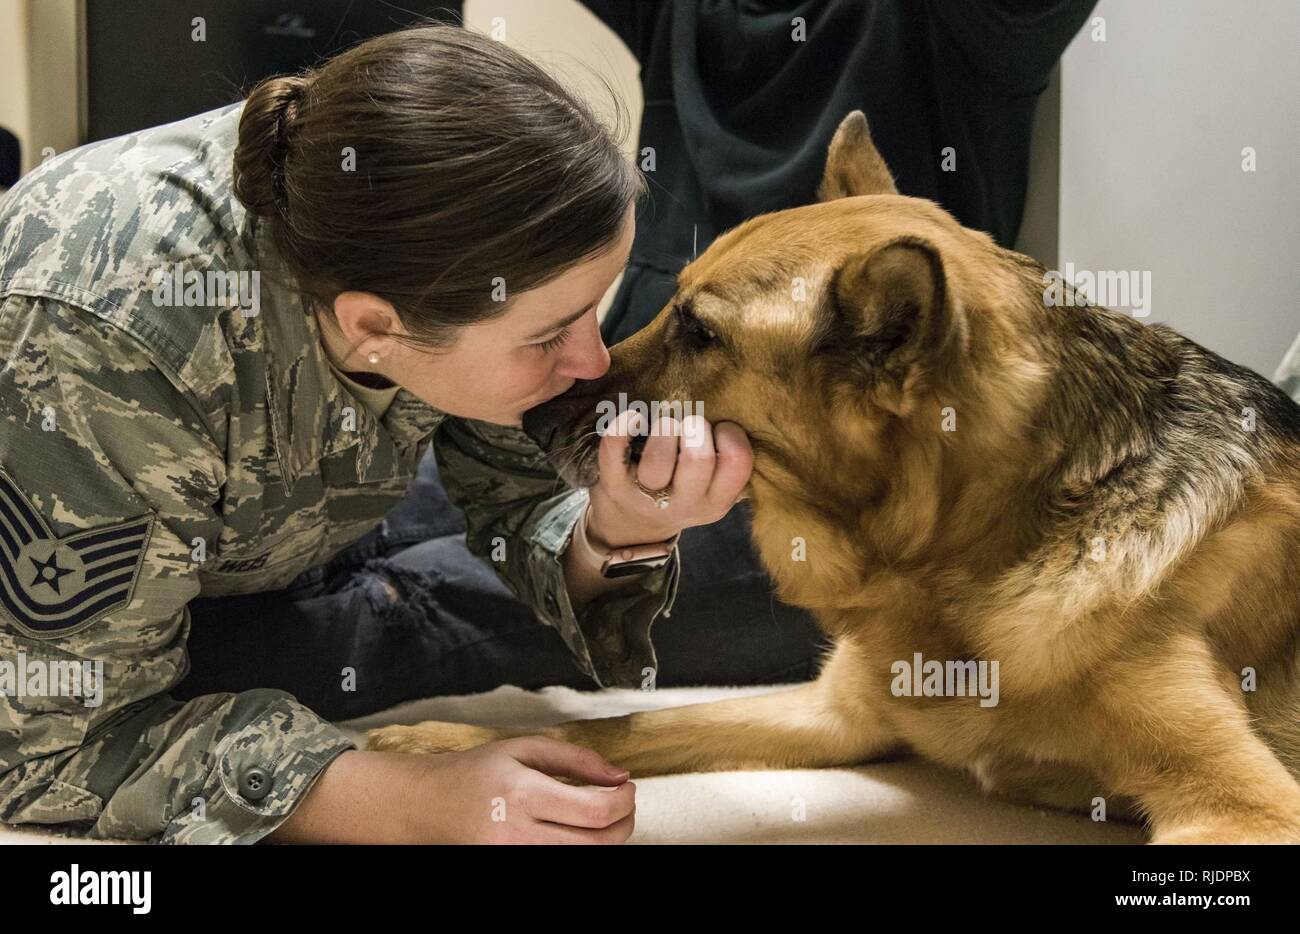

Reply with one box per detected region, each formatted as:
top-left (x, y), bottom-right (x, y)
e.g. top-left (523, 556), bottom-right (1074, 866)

top-left (675, 301), bottom-right (719, 349)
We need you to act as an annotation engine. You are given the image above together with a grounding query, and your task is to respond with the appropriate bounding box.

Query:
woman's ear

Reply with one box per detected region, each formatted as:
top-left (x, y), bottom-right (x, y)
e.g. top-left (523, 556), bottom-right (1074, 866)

top-left (830, 236), bottom-right (963, 405)
top-left (816, 110), bottom-right (899, 201)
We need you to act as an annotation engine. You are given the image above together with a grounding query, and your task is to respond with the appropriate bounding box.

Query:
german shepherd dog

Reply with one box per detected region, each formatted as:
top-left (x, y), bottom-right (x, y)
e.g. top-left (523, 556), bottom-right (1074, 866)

top-left (370, 112), bottom-right (1300, 843)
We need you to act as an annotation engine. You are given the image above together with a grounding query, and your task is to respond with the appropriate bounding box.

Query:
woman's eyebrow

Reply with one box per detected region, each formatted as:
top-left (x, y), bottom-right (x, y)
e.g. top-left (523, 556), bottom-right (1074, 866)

top-left (522, 259), bottom-right (631, 340)
top-left (522, 302), bottom-right (595, 341)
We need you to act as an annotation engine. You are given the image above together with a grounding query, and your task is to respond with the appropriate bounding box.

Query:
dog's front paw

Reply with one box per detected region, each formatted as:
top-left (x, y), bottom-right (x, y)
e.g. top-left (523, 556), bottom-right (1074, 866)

top-left (366, 720), bottom-right (502, 755)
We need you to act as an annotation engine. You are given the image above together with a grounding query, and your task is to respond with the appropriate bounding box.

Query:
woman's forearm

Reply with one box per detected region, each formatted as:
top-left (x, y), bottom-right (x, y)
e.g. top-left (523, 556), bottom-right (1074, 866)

top-left (561, 520), bottom-right (642, 609)
top-left (263, 750), bottom-right (431, 844)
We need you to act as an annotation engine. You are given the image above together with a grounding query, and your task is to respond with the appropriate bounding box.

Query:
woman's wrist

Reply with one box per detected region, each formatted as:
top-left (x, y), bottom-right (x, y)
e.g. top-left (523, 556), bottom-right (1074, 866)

top-left (263, 750), bottom-right (431, 844)
top-left (584, 500), bottom-right (679, 551)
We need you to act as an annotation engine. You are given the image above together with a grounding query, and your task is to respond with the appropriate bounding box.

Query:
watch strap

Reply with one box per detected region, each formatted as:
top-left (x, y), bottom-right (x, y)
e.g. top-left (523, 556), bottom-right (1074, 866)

top-left (573, 503), bottom-right (680, 579)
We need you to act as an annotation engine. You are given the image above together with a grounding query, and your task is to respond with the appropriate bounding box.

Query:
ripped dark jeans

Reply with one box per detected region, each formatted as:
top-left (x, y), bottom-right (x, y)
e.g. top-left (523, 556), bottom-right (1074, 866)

top-left (175, 447), bottom-right (827, 721)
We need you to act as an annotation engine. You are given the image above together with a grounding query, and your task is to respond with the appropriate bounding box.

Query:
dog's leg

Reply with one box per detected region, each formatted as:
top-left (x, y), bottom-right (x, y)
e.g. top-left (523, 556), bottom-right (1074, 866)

top-left (367, 639), bottom-right (899, 777)
top-left (1139, 736), bottom-right (1300, 844)
top-left (537, 639), bottom-right (899, 777)
top-left (1102, 635), bottom-right (1300, 844)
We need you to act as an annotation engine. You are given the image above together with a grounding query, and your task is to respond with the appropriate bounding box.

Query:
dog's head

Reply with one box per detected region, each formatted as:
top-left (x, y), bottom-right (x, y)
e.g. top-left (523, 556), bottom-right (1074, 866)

top-left (523, 112), bottom-right (1046, 543)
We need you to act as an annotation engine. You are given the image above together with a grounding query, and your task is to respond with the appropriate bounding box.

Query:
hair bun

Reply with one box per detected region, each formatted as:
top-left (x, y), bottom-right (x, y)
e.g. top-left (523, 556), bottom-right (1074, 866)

top-left (233, 74), bottom-right (310, 218)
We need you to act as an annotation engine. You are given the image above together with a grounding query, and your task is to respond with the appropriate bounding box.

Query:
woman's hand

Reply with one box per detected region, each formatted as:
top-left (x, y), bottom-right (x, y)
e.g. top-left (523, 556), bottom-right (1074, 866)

top-left (586, 409), bottom-right (753, 549)
top-left (266, 740), bottom-right (636, 844)
top-left (414, 737), bottom-right (637, 843)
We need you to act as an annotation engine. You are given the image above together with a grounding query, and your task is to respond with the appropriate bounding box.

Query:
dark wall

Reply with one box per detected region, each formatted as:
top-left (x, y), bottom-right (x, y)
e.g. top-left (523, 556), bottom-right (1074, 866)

top-left (85, 0), bottom-right (465, 141)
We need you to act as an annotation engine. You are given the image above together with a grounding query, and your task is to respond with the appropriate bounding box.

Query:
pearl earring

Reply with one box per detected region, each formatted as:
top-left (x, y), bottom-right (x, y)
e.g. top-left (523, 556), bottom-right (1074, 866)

top-left (367, 352), bottom-right (380, 365)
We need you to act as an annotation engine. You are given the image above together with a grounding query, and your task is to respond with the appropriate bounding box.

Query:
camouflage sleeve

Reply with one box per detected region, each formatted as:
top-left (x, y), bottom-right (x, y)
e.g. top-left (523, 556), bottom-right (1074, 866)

top-left (1274, 329), bottom-right (1300, 404)
top-left (0, 296), bottom-right (355, 843)
top-left (432, 416), bottom-right (681, 688)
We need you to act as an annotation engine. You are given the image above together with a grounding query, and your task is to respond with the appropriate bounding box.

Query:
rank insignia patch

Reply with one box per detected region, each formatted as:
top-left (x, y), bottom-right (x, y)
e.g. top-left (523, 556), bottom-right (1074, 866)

top-left (0, 467), bottom-right (154, 638)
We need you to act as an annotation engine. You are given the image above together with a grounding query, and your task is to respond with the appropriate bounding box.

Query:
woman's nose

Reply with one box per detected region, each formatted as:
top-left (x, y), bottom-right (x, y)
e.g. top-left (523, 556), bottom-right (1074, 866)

top-left (556, 316), bottom-right (610, 380)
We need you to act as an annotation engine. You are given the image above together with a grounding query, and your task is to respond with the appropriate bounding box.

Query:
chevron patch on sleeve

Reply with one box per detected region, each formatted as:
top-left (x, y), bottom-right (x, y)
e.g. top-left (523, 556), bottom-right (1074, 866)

top-left (0, 467), bottom-right (155, 638)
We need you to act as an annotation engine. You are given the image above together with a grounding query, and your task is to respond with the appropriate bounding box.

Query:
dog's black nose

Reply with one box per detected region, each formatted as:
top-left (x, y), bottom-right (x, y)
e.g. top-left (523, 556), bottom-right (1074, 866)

top-left (522, 380), bottom-right (600, 453)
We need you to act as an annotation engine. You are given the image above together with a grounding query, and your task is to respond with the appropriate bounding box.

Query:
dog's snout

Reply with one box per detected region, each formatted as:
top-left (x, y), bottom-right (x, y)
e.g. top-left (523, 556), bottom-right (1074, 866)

top-left (520, 402), bottom-right (560, 452)
top-left (522, 380), bottom-right (599, 452)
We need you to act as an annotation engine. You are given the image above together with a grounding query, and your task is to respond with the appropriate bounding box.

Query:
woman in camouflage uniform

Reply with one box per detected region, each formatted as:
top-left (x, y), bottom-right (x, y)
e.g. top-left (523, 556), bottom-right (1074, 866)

top-left (0, 26), bottom-right (820, 844)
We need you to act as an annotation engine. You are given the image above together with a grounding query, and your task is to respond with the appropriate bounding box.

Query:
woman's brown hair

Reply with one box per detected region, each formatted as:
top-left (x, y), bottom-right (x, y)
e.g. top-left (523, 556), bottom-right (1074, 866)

top-left (233, 23), bottom-right (645, 351)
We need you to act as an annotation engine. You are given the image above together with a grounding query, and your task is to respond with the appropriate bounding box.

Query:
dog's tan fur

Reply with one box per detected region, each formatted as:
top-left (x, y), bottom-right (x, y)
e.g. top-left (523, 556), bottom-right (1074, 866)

top-left (370, 113), bottom-right (1300, 843)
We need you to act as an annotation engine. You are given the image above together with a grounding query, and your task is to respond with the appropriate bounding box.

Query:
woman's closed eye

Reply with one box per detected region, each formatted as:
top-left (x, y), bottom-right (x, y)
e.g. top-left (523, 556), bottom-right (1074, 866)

top-left (534, 325), bottom-right (573, 354)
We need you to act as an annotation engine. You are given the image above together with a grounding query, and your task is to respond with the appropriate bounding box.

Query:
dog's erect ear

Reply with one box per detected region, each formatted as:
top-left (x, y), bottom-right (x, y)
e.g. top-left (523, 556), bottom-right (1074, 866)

top-left (829, 237), bottom-right (959, 394)
top-left (816, 111), bottom-right (898, 201)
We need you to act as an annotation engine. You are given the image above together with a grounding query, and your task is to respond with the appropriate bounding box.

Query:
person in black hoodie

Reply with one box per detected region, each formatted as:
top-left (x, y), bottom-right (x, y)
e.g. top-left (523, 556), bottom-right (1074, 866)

top-left (581, 0), bottom-right (1097, 343)
top-left (0, 128), bottom-right (20, 193)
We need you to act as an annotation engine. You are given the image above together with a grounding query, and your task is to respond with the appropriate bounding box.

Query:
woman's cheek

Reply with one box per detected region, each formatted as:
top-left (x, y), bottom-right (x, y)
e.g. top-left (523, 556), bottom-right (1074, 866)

top-left (517, 355), bottom-right (555, 396)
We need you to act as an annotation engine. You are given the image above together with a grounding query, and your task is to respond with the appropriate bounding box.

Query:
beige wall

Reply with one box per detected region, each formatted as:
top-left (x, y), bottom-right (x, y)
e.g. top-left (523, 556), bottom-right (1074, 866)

top-left (0, 0), bottom-right (33, 172)
top-left (26, 0), bottom-right (82, 170)
top-left (0, 0), bottom-right (640, 180)
top-left (1059, 0), bottom-right (1300, 375)
top-left (465, 0), bottom-right (642, 160)
top-left (463, 0), bottom-right (643, 316)
top-left (0, 0), bottom-right (81, 177)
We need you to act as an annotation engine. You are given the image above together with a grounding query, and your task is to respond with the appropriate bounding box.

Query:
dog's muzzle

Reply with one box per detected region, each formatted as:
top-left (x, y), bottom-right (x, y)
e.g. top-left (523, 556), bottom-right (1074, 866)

top-left (521, 379), bottom-right (603, 454)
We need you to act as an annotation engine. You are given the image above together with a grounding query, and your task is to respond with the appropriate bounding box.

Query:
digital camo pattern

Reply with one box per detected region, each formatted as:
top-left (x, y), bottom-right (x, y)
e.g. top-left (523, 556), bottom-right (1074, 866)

top-left (0, 103), bottom-right (679, 843)
top-left (434, 416), bottom-right (681, 687)
top-left (0, 465), bottom-right (154, 636)
top-left (0, 288), bottom-right (357, 845)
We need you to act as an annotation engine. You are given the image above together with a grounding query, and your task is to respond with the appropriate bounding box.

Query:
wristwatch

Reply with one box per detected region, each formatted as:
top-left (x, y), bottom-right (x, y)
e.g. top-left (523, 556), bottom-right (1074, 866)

top-left (573, 502), bottom-right (680, 579)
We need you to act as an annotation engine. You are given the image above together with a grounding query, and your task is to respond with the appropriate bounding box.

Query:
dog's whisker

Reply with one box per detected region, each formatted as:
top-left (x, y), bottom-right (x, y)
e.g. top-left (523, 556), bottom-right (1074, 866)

top-left (539, 428), bottom-right (602, 494)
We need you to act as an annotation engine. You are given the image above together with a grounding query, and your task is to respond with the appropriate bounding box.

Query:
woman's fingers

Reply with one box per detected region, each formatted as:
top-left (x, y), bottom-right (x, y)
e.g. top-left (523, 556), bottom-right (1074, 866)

top-left (506, 735), bottom-right (629, 786)
top-left (504, 735), bottom-right (636, 835)
top-left (636, 414), bottom-right (679, 491)
top-left (524, 775), bottom-right (637, 831)
top-left (669, 413), bottom-right (715, 506)
top-left (591, 409), bottom-right (753, 537)
top-left (595, 407), bottom-right (639, 495)
top-left (705, 421), bottom-right (754, 511)
top-left (533, 809), bottom-right (636, 844)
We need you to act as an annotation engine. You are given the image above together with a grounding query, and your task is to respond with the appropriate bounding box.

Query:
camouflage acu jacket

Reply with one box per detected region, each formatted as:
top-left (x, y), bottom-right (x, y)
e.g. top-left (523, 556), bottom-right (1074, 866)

top-left (0, 103), bottom-right (679, 844)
